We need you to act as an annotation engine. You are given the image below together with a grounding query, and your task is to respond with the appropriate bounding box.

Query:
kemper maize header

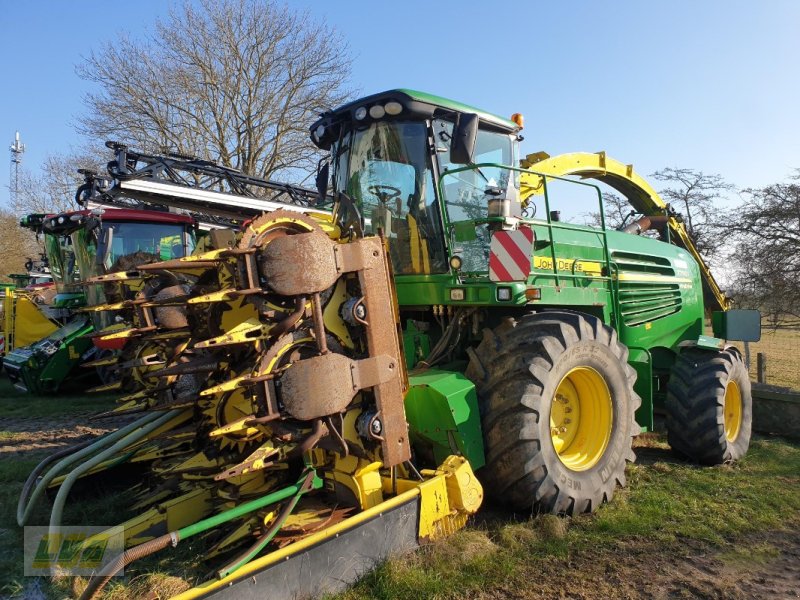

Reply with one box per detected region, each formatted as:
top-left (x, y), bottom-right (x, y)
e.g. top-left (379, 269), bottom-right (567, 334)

top-left (18, 90), bottom-right (760, 599)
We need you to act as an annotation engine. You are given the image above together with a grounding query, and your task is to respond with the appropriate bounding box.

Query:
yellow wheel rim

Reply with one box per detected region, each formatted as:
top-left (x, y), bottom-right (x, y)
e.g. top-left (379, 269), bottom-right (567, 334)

top-left (550, 367), bottom-right (613, 471)
top-left (723, 379), bottom-right (742, 442)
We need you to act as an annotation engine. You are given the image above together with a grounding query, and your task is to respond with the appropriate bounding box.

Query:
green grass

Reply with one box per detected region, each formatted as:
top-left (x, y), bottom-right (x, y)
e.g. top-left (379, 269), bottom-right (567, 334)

top-left (0, 377), bottom-right (116, 419)
top-left (2, 375), bottom-right (799, 599)
top-left (0, 374), bottom-right (122, 598)
top-left (336, 434), bottom-right (800, 600)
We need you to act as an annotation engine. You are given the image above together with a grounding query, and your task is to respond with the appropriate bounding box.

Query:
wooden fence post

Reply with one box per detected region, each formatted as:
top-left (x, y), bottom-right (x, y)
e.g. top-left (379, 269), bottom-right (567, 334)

top-left (757, 352), bottom-right (767, 384)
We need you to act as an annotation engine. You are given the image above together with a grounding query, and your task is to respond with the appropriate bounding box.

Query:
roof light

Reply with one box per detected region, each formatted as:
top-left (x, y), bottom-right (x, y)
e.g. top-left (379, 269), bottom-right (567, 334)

top-left (354, 106), bottom-right (367, 120)
top-left (314, 124), bottom-right (326, 139)
top-left (57, 216), bottom-right (65, 224)
top-left (511, 113), bottom-right (524, 129)
top-left (385, 101), bottom-right (403, 115)
top-left (369, 105), bottom-right (386, 119)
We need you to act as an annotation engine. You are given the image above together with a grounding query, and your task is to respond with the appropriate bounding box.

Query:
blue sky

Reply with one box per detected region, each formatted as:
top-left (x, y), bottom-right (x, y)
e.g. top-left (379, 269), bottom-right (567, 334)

top-left (1, 0), bottom-right (799, 208)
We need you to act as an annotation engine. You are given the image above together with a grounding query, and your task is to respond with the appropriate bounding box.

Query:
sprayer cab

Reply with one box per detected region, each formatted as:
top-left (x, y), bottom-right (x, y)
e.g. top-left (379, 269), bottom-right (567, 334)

top-left (310, 89), bottom-right (524, 276)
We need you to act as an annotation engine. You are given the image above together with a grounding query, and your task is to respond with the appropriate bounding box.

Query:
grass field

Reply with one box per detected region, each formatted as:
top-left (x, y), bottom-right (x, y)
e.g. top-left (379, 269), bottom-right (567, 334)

top-left (336, 432), bottom-right (800, 600)
top-left (0, 377), bottom-right (133, 599)
top-left (744, 325), bottom-right (800, 389)
top-left (2, 376), bottom-right (799, 599)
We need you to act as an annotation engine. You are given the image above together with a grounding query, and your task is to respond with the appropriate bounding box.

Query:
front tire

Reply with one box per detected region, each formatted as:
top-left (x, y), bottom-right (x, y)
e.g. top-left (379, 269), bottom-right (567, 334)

top-left (665, 348), bottom-right (752, 464)
top-left (466, 311), bottom-right (640, 515)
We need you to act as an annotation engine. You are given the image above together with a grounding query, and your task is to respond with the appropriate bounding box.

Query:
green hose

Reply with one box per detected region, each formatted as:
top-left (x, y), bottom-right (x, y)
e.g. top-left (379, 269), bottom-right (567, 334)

top-left (79, 469), bottom-right (323, 600)
top-left (17, 410), bottom-right (166, 527)
top-left (47, 409), bottom-right (185, 554)
top-left (216, 485), bottom-right (305, 579)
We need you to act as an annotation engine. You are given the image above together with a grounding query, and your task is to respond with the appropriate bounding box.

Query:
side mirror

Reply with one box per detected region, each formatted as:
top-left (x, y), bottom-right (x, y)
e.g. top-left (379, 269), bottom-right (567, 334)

top-left (450, 113), bottom-right (479, 165)
top-left (315, 161), bottom-right (330, 203)
top-left (98, 226), bottom-right (114, 269)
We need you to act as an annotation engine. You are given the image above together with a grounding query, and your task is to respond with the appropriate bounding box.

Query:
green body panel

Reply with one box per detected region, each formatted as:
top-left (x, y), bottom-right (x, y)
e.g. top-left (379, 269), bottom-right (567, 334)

top-left (394, 215), bottom-right (704, 436)
top-left (52, 293), bottom-right (86, 310)
top-left (404, 369), bottom-right (485, 469)
top-left (397, 222), bottom-right (704, 348)
top-left (401, 320), bottom-right (431, 370)
top-left (628, 348), bottom-right (654, 431)
top-left (3, 317), bottom-right (95, 394)
top-left (695, 335), bottom-right (726, 351)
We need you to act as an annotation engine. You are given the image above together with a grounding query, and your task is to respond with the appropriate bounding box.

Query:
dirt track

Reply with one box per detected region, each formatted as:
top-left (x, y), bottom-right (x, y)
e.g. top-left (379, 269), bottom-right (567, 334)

top-left (0, 413), bottom-right (136, 457)
top-left (475, 527), bottom-right (800, 599)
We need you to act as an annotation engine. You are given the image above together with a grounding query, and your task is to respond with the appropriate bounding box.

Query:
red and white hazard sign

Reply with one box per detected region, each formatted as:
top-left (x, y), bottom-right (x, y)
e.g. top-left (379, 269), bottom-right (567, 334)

top-left (489, 226), bottom-right (534, 282)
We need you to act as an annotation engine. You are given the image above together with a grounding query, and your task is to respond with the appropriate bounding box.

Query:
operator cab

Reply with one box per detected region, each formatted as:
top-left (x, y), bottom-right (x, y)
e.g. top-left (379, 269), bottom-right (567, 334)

top-left (40, 208), bottom-right (197, 327)
top-left (311, 89), bottom-right (521, 277)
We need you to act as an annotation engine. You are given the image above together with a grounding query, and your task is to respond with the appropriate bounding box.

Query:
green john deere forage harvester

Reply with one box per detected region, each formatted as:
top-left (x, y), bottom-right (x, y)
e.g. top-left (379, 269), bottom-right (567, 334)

top-left (19, 90), bottom-right (760, 599)
top-left (310, 89), bottom-right (760, 498)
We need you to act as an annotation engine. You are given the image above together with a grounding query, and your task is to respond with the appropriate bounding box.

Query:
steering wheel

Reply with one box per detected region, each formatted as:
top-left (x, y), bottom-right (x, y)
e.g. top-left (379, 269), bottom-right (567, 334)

top-left (367, 185), bottom-right (402, 204)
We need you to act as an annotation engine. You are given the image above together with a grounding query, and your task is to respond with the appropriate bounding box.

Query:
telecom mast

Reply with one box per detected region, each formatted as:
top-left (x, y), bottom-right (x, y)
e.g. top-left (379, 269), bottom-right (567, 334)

top-left (9, 131), bottom-right (25, 208)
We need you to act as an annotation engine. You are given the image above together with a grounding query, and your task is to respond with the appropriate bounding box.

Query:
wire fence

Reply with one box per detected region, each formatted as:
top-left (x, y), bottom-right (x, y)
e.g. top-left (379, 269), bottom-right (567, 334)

top-left (742, 319), bottom-right (800, 390)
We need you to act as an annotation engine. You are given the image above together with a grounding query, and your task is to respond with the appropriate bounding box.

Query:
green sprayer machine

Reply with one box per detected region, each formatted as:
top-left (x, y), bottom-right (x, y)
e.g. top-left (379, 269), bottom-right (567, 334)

top-left (18, 90), bottom-right (760, 599)
top-left (3, 209), bottom-right (197, 393)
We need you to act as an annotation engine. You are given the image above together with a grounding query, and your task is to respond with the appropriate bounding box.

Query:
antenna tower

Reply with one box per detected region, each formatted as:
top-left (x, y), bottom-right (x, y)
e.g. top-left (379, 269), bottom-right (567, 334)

top-left (9, 131), bottom-right (25, 209)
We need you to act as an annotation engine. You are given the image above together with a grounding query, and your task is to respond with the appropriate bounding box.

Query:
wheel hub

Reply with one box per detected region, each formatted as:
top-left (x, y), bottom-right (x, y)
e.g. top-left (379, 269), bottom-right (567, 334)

top-left (550, 367), bottom-right (613, 471)
top-left (723, 379), bottom-right (742, 442)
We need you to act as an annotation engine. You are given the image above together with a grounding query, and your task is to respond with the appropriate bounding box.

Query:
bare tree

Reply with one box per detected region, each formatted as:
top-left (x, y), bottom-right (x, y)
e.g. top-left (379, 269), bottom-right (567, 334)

top-left (0, 209), bottom-right (42, 281)
top-left (11, 151), bottom-right (102, 216)
top-left (77, 0), bottom-right (352, 181)
top-left (586, 192), bottom-right (636, 229)
top-left (650, 168), bottom-right (733, 260)
top-left (723, 176), bottom-right (800, 322)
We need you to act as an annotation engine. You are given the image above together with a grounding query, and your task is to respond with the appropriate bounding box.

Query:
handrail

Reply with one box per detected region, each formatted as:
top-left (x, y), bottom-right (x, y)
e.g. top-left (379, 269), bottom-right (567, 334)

top-left (519, 151), bottom-right (730, 312)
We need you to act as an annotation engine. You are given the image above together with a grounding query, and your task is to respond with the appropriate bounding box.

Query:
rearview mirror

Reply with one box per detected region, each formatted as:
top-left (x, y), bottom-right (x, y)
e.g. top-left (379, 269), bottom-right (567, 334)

top-left (450, 113), bottom-right (479, 164)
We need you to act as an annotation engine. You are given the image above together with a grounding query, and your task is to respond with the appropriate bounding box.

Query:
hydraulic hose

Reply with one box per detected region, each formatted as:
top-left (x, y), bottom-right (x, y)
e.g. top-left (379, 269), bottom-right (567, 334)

top-left (17, 411), bottom-right (166, 527)
top-left (78, 469), bottom-right (323, 600)
top-left (47, 409), bottom-right (185, 553)
top-left (216, 469), bottom-right (316, 579)
top-left (78, 532), bottom-right (175, 600)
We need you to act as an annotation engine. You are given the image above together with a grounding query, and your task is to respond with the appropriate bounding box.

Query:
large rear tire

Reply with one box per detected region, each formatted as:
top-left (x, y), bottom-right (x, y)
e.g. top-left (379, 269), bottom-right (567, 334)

top-left (466, 310), bottom-right (640, 515)
top-left (665, 348), bottom-right (752, 464)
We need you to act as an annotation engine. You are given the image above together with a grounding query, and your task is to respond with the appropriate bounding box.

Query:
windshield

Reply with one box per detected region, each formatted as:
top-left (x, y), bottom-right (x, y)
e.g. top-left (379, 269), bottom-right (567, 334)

top-left (73, 221), bottom-right (194, 317)
top-left (44, 233), bottom-right (80, 293)
top-left (434, 119), bottom-right (517, 273)
top-left (98, 221), bottom-right (194, 272)
top-left (334, 121), bottom-right (447, 274)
